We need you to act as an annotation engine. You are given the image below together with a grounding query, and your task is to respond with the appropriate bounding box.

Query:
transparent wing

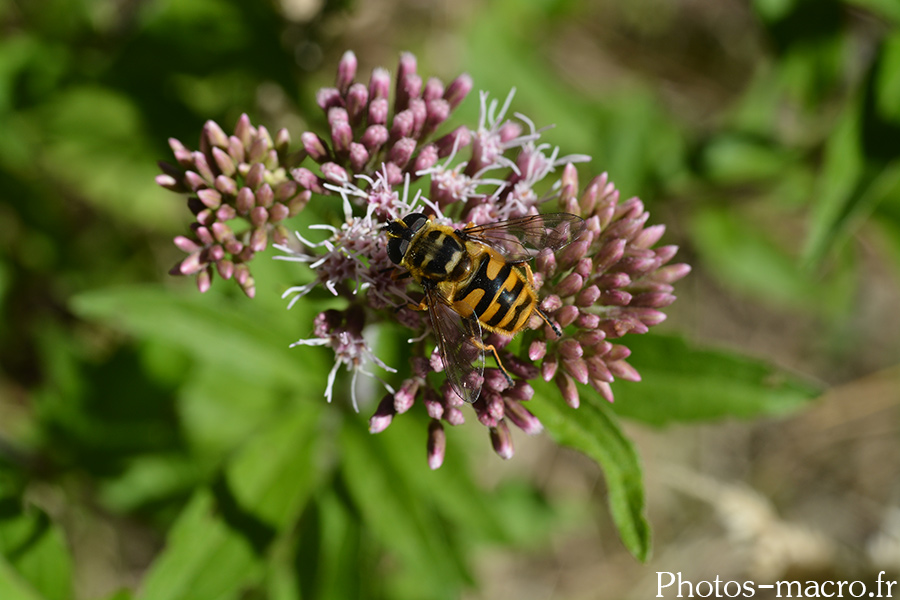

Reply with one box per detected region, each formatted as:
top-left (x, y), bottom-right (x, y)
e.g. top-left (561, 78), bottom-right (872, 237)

top-left (424, 285), bottom-right (485, 404)
top-left (460, 213), bottom-right (586, 262)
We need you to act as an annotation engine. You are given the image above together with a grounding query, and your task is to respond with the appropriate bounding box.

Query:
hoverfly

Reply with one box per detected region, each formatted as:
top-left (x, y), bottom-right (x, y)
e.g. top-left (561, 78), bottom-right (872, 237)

top-left (384, 212), bottom-right (586, 403)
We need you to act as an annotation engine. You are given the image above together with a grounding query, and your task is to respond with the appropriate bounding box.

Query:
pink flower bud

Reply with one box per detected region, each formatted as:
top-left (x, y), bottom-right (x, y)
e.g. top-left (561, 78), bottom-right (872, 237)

top-left (503, 399), bottom-right (542, 435)
top-left (633, 224), bottom-right (666, 249)
top-left (423, 77), bottom-right (444, 101)
top-left (443, 73), bottom-right (472, 110)
top-left (329, 110), bottom-right (352, 154)
top-left (211, 221), bottom-right (233, 244)
top-left (608, 360), bottom-right (641, 382)
top-left (540, 294), bottom-right (563, 312)
top-left (388, 137), bottom-right (416, 169)
top-left (203, 120), bottom-right (229, 149)
top-left (211, 147), bottom-right (236, 177)
top-left (390, 109), bottom-right (414, 140)
top-left (196, 188), bottom-right (221, 209)
top-left (590, 379), bottom-right (615, 403)
top-left (369, 395), bottom-right (396, 433)
top-left (179, 251), bottom-right (205, 275)
top-left (255, 183), bottom-right (274, 208)
top-left (173, 235), bottom-right (199, 253)
top-left (490, 421), bottom-right (514, 459)
top-left (555, 305), bottom-right (579, 328)
top-left (196, 268), bottom-right (212, 293)
top-left (301, 132), bottom-right (330, 162)
top-left (316, 87), bottom-right (343, 111)
top-left (555, 372), bottom-right (580, 408)
top-left (155, 173), bottom-right (183, 192)
top-left (412, 143), bottom-right (438, 174)
top-left (346, 83), bottom-right (368, 124)
top-left (320, 162), bottom-right (349, 184)
top-left (215, 174), bottom-right (237, 197)
top-left (250, 206), bottom-right (268, 227)
top-left (216, 258), bottom-right (234, 280)
top-left (248, 137), bottom-right (269, 164)
top-left (631, 292), bottom-right (676, 308)
top-left (336, 49), bottom-right (357, 93)
top-left (576, 285), bottom-right (601, 307)
top-left (427, 420), bottom-right (446, 470)
top-left (184, 171), bottom-right (206, 192)
top-left (250, 227), bottom-right (268, 252)
top-left (555, 272), bottom-right (583, 297)
top-left (653, 262), bottom-right (691, 283)
top-left (288, 190), bottom-right (311, 216)
top-left (245, 163), bottom-right (265, 189)
top-left (563, 357), bottom-right (589, 384)
top-left (360, 125), bottom-right (389, 153)
top-left (594, 238), bottom-right (627, 272)
top-left (559, 339), bottom-right (583, 359)
top-left (444, 406), bottom-right (465, 425)
top-left (556, 239), bottom-right (590, 270)
top-left (422, 387), bottom-right (443, 419)
top-left (269, 202), bottom-right (289, 222)
top-left (528, 340), bottom-right (546, 361)
top-left (614, 196), bottom-right (644, 220)
top-left (368, 67), bottom-right (391, 100)
top-left (408, 98), bottom-right (426, 138)
top-left (226, 135), bottom-right (245, 164)
top-left (274, 128), bottom-right (291, 154)
top-left (434, 126), bottom-right (471, 157)
top-left (207, 244), bottom-right (225, 262)
top-left (234, 113), bottom-right (253, 147)
top-left (586, 355), bottom-right (613, 383)
top-left (575, 312), bottom-right (600, 329)
top-left (193, 225), bottom-right (214, 245)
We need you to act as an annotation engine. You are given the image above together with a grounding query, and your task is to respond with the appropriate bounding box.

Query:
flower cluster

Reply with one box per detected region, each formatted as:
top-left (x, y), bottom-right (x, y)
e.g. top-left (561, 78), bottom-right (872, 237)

top-left (158, 50), bottom-right (689, 468)
top-left (157, 116), bottom-right (309, 297)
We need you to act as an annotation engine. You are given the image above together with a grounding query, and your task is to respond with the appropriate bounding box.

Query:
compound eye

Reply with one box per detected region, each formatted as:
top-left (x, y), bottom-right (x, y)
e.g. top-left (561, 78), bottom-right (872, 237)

top-left (403, 212), bottom-right (429, 232)
top-left (384, 220), bottom-right (404, 237)
top-left (386, 237), bottom-right (406, 264)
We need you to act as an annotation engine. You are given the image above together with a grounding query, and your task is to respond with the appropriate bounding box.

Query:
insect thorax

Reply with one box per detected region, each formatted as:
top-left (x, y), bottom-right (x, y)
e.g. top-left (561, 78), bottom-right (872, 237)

top-left (404, 226), bottom-right (471, 282)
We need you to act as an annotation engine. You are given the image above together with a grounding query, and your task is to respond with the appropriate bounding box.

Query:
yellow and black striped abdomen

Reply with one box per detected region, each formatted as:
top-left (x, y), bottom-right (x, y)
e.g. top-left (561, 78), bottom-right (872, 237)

top-left (451, 252), bottom-right (537, 336)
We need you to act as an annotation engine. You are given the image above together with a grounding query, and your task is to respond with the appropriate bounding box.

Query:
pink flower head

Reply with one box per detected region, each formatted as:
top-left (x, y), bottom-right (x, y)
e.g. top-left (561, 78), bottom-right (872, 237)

top-left (157, 51), bottom-right (689, 467)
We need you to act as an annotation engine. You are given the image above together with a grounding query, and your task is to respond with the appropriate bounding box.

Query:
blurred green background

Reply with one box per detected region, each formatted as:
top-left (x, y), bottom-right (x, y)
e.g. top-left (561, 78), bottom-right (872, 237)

top-left (2, 0), bottom-right (900, 598)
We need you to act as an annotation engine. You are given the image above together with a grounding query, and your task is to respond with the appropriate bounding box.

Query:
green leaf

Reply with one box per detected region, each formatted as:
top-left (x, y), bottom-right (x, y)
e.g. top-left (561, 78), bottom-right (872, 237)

top-left (0, 504), bottom-right (73, 600)
top-left (691, 205), bottom-right (851, 314)
top-left (528, 383), bottom-right (651, 561)
top-left (136, 489), bottom-right (261, 600)
top-left (35, 85), bottom-right (180, 230)
top-left (339, 418), bottom-right (470, 600)
top-left (137, 402), bottom-right (322, 600)
top-left (292, 489), bottom-right (370, 600)
top-left (802, 96), bottom-right (864, 266)
top-left (226, 401), bottom-right (323, 529)
top-left (69, 285), bottom-right (325, 390)
top-left (701, 133), bottom-right (797, 184)
top-left (608, 334), bottom-right (823, 425)
top-left (0, 557), bottom-right (46, 600)
top-left (876, 33), bottom-right (900, 124)
top-left (752, 0), bottom-right (797, 21)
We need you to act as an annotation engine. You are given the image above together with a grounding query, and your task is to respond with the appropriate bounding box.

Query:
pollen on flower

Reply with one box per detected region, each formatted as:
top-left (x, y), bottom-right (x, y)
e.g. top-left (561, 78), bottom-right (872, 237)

top-left (158, 49), bottom-right (689, 468)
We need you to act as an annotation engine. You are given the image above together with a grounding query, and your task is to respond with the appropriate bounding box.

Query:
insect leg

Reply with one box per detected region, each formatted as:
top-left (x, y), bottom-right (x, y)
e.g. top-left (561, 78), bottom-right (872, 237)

top-left (405, 298), bottom-right (429, 312)
top-left (535, 307), bottom-right (562, 337)
top-left (388, 269), bottom-right (413, 280)
top-left (473, 338), bottom-right (514, 386)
